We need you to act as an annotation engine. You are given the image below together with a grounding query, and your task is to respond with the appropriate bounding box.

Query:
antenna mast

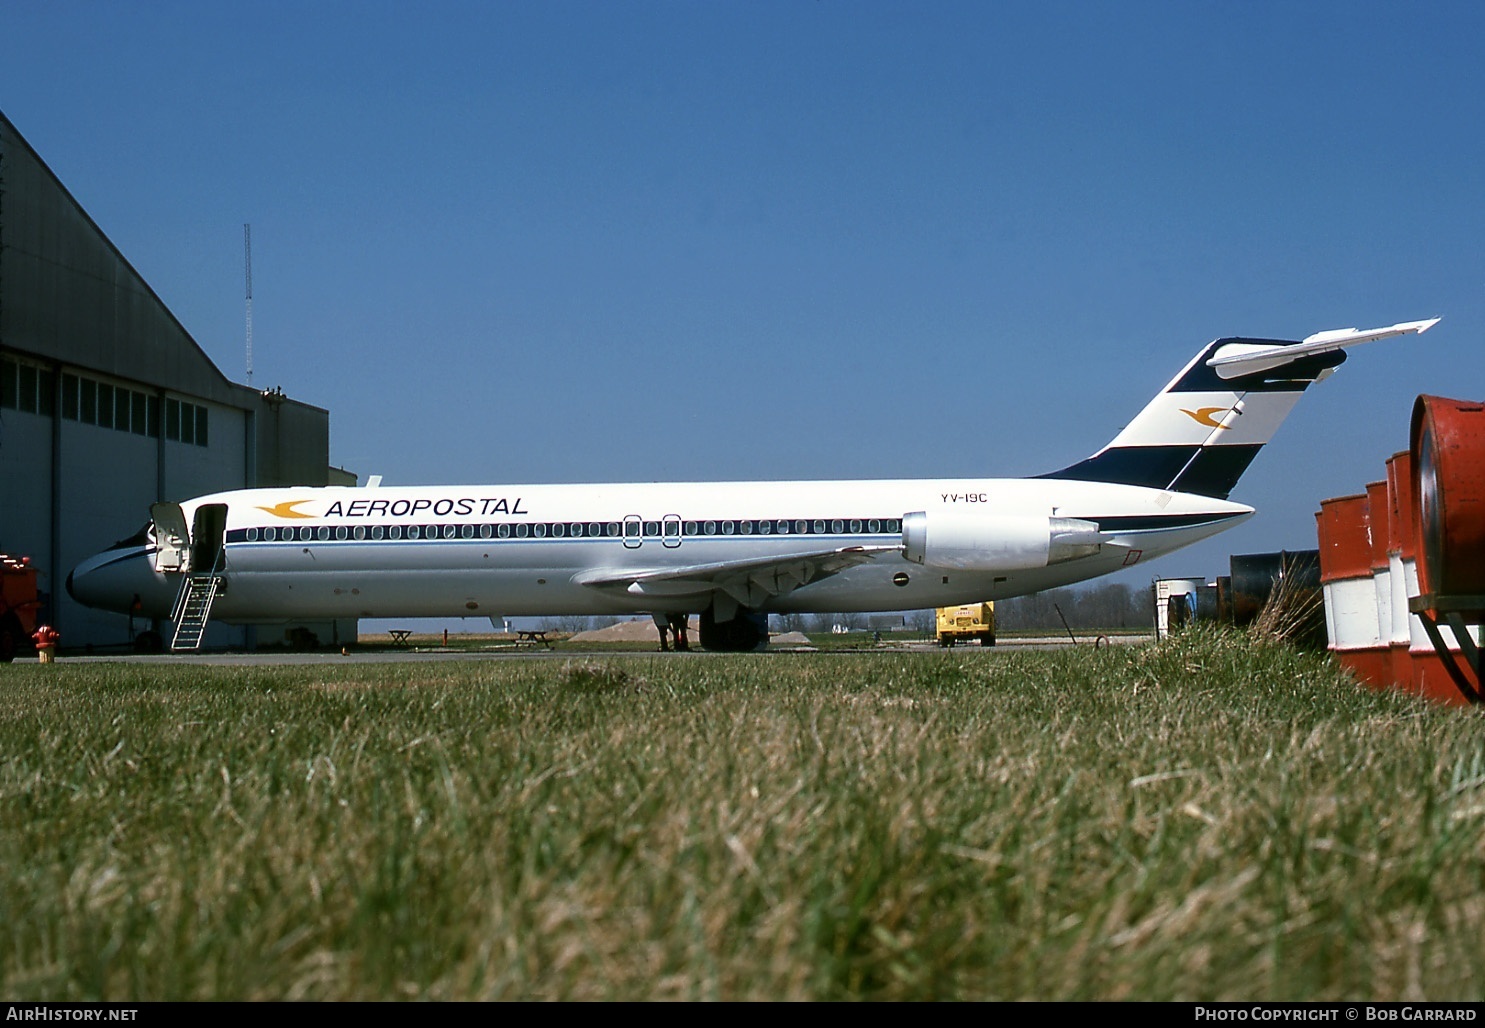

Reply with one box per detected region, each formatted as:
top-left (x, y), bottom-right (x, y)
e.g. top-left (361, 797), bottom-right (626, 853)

top-left (244, 223), bottom-right (253, 387)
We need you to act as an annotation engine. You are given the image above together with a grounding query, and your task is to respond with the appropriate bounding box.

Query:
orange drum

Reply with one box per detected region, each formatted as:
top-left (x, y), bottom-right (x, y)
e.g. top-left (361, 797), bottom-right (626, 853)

top-left (1410, 395), bottom-right (1485, 604)
top-left (1316, 494), bottom-right (1389, 687)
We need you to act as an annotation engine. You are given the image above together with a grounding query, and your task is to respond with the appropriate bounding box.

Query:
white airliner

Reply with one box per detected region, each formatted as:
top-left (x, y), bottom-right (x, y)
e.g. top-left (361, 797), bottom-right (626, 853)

top-left (68, 318), bottom-right (1438, 651)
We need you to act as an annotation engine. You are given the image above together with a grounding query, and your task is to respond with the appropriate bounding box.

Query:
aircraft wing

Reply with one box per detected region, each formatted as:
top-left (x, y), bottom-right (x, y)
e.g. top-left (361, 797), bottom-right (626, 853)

top-left (573, 544), bottom-right (901, 609)
top-left (1204, 317), bottom-right (1439, 379)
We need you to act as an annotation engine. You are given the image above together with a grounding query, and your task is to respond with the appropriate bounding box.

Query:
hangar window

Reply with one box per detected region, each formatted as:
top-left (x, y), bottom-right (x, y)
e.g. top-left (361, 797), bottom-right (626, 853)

top-left (18, 365), bottom-right (38, 415)
top-left (161, 398), bottom-right (209, 446)
top-left (2, 360), bottom-right (56, 417)
top-left (38, 370), bottom-right (54, 418)
top-left (61, 375), bottom-right (79, 419)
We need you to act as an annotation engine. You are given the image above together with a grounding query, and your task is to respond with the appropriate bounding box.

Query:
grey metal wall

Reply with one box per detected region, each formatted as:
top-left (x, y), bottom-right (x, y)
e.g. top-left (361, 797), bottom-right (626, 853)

top-left (0, 109), bottom-right (341, 650)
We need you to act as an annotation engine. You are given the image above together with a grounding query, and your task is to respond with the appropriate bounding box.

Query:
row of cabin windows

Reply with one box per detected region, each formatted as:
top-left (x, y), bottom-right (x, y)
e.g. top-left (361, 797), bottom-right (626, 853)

top-left (0, 357), bottom-right (208, 446)
top-left (239, 518), bottom-right (903, 543)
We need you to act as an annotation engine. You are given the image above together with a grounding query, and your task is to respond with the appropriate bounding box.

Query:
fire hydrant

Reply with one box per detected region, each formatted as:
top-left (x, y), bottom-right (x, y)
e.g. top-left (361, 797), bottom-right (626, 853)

top-left (32, 625), bottom-right (59, 664)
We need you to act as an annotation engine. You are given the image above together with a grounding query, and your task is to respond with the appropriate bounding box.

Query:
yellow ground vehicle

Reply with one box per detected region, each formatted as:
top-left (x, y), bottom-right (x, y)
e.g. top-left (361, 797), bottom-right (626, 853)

top-left (936, 602), bottom-right (995, 647)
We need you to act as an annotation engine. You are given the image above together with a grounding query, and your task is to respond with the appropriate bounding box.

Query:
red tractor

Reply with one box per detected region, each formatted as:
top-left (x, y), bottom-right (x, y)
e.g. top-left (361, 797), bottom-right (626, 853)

top-left (1, 554), bottom-right (42, 663)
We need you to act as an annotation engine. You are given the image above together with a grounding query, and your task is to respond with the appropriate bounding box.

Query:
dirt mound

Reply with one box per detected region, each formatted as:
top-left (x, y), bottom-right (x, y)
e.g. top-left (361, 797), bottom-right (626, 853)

top-left (770, 631), bottom-right (813, 646)
top-left (569, 618), bottom-right (696, 643)
top-left (568, 620), bottom-right (813, 647)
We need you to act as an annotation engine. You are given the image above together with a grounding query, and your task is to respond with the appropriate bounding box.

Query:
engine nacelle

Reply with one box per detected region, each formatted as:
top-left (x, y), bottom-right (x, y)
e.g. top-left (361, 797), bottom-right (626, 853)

top-left (901, 511), bottom-right (1108, 572)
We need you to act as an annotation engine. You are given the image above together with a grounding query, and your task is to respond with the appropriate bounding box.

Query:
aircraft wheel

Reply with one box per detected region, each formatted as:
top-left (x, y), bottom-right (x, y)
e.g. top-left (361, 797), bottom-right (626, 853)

top-left (133, 631), bottom-right (164, 654)
top-left (699, 607), bottom-right (766, 652)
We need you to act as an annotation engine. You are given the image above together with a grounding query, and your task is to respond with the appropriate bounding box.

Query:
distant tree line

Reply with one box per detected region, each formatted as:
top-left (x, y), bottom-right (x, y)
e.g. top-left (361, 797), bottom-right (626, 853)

top-left (773, 582), bottom-right (1155, 637)
top-left (993, 582), bottom-right (1152, 633)
top-left (542, 582), bottom-right (1155, 637)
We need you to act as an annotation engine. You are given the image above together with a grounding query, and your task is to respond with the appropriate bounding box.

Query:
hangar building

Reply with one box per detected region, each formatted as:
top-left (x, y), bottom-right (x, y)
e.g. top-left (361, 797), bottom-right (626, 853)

top-left (0, 109), bottom-right (351, 651)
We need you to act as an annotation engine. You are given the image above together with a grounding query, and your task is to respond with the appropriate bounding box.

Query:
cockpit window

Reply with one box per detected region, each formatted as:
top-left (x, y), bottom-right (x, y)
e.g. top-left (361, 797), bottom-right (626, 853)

top-left (110, 523), bottom-right (152, 550)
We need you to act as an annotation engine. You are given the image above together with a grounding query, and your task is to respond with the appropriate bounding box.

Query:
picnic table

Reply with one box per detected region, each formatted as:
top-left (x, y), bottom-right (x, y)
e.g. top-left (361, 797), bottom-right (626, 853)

top-left (515, 629), bottom-right (554, 649)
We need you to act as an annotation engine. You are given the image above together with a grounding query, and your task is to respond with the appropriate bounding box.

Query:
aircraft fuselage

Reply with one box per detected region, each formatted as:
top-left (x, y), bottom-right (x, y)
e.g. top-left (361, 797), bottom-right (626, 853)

top-left (69, 477), bottom-right (1252, 624)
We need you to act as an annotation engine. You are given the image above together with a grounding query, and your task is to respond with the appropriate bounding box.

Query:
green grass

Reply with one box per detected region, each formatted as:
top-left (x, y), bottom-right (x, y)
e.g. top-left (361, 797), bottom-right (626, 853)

top-left (3, 628), bottom-right (1482, 1000)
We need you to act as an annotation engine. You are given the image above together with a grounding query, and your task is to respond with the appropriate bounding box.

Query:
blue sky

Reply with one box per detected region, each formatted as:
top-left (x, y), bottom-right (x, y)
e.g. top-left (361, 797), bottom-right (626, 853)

top-left (4, 0), bottom-right (1482, 600)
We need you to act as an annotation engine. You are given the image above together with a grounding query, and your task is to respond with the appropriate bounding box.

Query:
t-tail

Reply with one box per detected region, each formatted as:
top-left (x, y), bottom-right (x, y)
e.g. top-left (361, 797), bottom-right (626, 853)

top-left (1037, 318), bottom-right (1440, 499)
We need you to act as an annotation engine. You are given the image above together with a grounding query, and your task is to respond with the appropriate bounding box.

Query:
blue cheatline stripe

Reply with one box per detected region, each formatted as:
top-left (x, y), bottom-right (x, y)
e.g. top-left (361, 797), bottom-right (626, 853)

top-left (1035, 444), bottom-right (1263, 500)
top-left (226, 516), bottom-right (905, 546)
top-left (79, 546), bottom-right (156, 571)
top-left (1090, 511), bottom-right (1248, 533)
top-left (222, 510), bottom-right (1239, 549)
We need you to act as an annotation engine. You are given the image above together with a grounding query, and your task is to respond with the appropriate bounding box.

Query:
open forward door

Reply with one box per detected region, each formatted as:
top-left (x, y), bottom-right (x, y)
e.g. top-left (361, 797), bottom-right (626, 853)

top-left (150, 502), bottom-right (191, 573)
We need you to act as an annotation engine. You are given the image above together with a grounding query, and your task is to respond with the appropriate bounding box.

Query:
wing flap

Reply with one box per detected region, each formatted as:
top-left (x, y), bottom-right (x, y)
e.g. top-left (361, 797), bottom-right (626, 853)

top-left (573, 544), bottom-right (900, 607)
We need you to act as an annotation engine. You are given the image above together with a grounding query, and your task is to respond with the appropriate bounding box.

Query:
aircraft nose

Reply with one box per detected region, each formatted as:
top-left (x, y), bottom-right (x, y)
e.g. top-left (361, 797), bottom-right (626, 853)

top-left (68, 545), bottom-right (171, 617)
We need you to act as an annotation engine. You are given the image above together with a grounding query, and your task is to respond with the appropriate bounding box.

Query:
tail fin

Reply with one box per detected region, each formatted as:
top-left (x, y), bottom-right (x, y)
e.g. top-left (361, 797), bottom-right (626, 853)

top-left (1037, 318), bottom-right (1440, 499)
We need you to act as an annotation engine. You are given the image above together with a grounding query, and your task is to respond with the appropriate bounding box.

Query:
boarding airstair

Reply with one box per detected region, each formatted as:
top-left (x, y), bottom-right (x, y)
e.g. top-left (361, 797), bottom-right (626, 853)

top-left (169, 571), bottom-right (224, 652)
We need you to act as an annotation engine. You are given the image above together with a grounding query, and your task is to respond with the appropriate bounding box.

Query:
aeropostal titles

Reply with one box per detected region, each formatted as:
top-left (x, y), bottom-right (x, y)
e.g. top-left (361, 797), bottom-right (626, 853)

top-left (321, 496), bottom-right (529, 519)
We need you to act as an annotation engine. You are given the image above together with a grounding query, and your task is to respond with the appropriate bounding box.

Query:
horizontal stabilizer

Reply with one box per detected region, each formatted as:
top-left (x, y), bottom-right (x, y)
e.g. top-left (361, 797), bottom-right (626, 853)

top-left (1205, 317), bottom-right (1439, 379)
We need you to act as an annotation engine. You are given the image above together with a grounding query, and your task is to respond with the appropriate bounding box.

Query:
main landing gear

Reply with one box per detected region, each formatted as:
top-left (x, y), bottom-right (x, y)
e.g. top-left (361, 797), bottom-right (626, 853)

top-left (698, 606), bottom-right (768, 652)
